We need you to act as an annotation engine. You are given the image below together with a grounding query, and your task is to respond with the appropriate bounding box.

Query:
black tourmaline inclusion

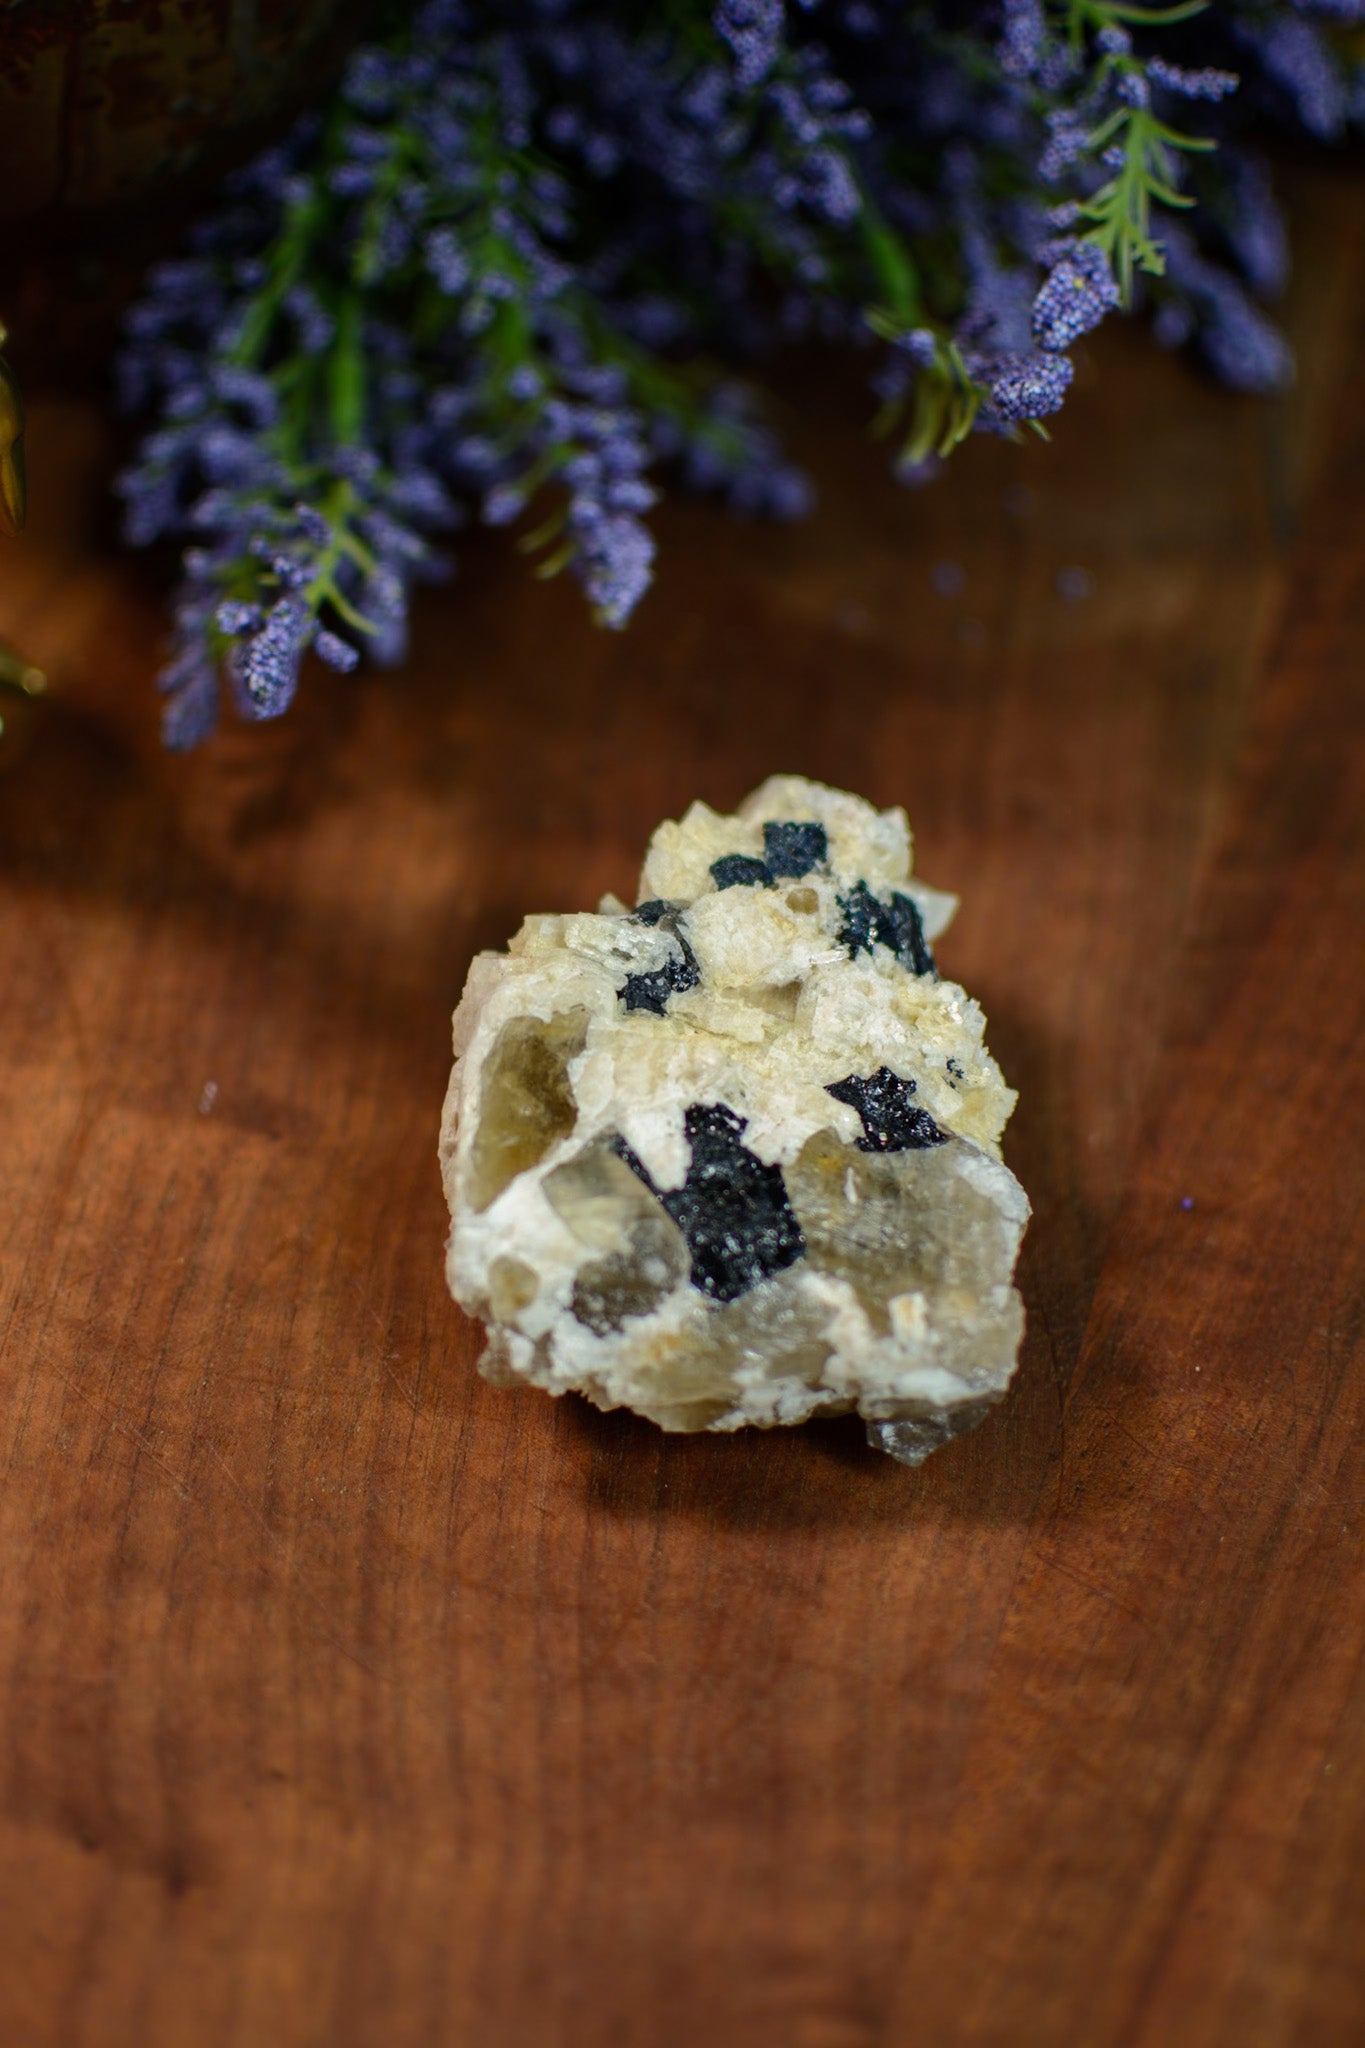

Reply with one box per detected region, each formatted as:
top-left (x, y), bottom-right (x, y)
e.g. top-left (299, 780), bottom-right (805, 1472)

top-left (615, 1104), bottom-right (806, 1303)
top-left (762, 820), bottom-right (827, 878)
top-left (710, 853), bottom-right (774, 891)
top-left (837, 880), bottom-right (936, 976)
top-left (826, 1067), bottom-right (949, 1152)
top-left (619, 902), bottom-right (702, 1015)
top-left (709, 820), bottom-right (829, 894)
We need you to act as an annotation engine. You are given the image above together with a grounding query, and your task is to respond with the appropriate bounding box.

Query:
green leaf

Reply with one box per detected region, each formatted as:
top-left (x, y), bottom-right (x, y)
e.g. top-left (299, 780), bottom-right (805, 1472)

top-left (328, 294), bottom-right (366, 446)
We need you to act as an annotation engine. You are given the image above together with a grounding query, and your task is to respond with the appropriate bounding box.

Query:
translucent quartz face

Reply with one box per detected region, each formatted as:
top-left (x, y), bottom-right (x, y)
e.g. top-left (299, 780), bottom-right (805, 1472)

top-left (441, 775), bottom-right (1029, 1463)
top-left (786, 1129), bottom-right (1023, 1332)
top-left (466, 1009), bottom-right (589, 1212)
top-left (542, 1141), bottom-right (688, 1336)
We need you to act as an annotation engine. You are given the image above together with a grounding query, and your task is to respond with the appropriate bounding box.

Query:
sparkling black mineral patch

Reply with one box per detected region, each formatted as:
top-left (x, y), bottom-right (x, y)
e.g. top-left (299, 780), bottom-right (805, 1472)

top-left (837, 880), bottom-right (937, 976)
top-left (619, 906), bottom-right (701, 1015)
top-left (710, 853), bottom-right (775, 891)
top-left (885, 893), bottom-right (936, 976)
top-left (616, 1103), bottom-right (806, 1304)
top-left (826, 1067), bottom-right (949, 1152)
top-left (762, 820), bottom-right (828, 879)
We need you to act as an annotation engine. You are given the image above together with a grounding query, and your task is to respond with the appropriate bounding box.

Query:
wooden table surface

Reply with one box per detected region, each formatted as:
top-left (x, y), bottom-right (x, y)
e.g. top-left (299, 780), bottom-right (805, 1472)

top-left (1, 172), bottom-right (1362, 2048)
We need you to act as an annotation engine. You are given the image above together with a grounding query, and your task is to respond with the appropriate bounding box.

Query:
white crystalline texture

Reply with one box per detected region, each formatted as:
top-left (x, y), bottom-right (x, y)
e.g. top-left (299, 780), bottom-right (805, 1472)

top-left (440, 776), bottom-right (1030, 1463)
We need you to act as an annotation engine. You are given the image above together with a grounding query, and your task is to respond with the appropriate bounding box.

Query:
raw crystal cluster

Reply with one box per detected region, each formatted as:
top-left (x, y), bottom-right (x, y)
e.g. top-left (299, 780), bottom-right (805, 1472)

top-left (440, 776), bottom-right (1029, 1464)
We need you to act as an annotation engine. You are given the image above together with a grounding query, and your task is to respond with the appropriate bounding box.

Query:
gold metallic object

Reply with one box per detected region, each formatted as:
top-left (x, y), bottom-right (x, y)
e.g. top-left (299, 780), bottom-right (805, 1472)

top-left (0, 320), bottom-right (24, 538)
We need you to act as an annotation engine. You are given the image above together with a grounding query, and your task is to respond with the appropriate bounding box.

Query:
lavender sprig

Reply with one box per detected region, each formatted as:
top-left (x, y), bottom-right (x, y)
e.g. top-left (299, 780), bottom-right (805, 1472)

top-left (118, 0), bottom-right (1363, 745)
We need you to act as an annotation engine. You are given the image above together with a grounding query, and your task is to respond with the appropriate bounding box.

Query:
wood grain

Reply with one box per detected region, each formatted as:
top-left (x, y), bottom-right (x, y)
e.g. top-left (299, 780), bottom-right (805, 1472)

top-left (0, 172), bottom-right (1361, 2048)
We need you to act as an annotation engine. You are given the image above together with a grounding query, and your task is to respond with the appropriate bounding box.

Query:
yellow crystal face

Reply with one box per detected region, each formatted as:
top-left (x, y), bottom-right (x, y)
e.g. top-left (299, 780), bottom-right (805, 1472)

top-left (487, 1254), bottom-right (540, 1322)
top-left (467, 1008), bottom-right (590, 1212)
top-left (786, 1127), bottom-right (1019, 1331)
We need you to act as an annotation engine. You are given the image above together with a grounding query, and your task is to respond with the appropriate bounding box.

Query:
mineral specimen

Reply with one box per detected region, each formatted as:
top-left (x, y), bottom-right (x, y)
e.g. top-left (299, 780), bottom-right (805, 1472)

top-left (439, 775), bottom-right (1030, 1464)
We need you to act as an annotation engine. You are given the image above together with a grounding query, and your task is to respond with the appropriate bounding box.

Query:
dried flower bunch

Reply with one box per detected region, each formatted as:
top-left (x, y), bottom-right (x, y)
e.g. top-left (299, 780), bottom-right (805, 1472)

top-left (118, 0), bottom-right (1363, 745)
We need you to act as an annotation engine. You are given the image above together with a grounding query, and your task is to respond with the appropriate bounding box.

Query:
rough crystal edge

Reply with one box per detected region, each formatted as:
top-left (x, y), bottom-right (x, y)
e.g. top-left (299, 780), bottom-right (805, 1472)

top-left (441, 774), bottom-right (1030, 1462)
top-left (864, 1398), bottom-right (1001, 1467)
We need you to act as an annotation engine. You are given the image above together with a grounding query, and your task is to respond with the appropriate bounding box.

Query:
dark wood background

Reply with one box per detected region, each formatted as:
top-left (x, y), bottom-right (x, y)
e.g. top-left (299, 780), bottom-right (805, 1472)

top-left (1, 169), bottom-right (1361, 2048)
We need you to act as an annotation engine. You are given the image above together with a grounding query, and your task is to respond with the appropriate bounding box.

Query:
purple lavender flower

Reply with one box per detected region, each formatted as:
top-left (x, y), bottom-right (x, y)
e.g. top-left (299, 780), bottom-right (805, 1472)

top-left (715, 0), bottom-right (785, 90)
top-left (360, 565), bottom-right (410, 668)
top-left (662, 379), bottom-right (814, 519)
top-left (234, 594), bottom-right (314, 718)
top-left (1161, 229), bottom-right (1294, 393)
top-left (314, 629), bottom-right (361, 673)
top-left (214, 599), bottom-right (263, 636)
top-left (981, 350), bottom-right (1074, 424)
top-left (571, 507), bottom-right (656, 625)
top-left (1220, 152), bottom-right (1290, 299)
top-left (116, 0), bottom-right (1329, 745)
top-left (1039, 108), bottom-right (1089, 184)
top-left (1245, 14), bottom-right (1345, 137)
top-left (158, 596), bottom-right (222, 751)
top-left (425, 227), bottom-right (471, 294)
top-left (284, 285), bottom-right (335, 352)
top-left (1033, 242), bottom-right (1121, 351)
top-left (1147, 59), bottom-right (1239, 104)
top-left (998, 0), bottom-right (1047, 81)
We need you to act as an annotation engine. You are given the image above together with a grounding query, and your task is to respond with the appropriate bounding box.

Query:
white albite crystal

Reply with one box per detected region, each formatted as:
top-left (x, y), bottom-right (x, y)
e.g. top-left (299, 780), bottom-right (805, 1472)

top-left (440, 776), bottom-right (1029, 1463)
